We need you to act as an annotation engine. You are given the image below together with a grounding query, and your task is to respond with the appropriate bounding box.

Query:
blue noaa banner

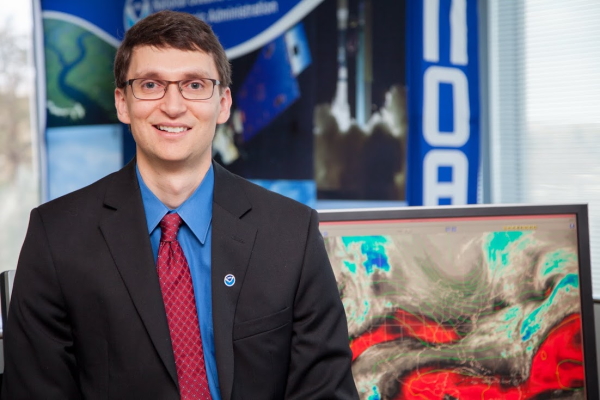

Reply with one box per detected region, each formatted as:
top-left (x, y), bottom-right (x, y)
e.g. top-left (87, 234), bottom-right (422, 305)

top-left (406, 0), bottom-right (480, 206)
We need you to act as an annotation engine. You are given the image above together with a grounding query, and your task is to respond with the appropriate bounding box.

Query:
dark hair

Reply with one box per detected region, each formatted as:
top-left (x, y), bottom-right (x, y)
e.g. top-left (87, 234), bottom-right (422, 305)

top-left (114, 10), bottom-right (231, 89)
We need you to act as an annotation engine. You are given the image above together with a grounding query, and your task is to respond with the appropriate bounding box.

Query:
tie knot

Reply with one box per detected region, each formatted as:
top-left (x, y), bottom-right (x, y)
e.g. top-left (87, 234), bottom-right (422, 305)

top-left (160, 213), bottom-right (183, 242)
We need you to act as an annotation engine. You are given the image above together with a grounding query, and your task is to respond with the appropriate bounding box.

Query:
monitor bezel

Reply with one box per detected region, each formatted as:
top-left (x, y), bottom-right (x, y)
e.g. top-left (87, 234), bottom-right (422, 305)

top-left (318, 203), bottom-right (598, 398)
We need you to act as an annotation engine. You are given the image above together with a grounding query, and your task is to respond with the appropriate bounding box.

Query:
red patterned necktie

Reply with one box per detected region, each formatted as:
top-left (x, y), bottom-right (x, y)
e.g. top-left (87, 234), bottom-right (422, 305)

top-left (157, 213), bottom-right (211, 399)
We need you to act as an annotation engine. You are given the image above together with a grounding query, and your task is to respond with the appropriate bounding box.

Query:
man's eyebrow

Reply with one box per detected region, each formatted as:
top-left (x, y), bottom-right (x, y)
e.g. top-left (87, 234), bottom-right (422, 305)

top-left (185, 70), bottom-right (212, 78)
top-left (131, 71), bottom-right (214, 79)
top-left (132, 71), bottom-right (162, 79)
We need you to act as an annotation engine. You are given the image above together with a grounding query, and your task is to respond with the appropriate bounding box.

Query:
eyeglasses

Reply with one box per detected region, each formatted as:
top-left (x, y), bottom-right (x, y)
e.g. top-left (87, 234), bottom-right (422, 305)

top-left (125, 78), bottom-right (220, 100)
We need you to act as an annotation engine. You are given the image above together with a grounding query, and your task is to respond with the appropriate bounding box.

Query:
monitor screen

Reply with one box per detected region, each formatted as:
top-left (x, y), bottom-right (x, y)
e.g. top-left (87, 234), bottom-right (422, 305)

top-left (318, 204), bottom-right (598, 399)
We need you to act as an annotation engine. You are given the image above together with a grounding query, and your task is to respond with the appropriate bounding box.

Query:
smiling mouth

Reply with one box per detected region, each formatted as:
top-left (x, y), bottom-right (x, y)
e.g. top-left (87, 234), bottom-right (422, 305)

top-left (155, 125), bottom-right (189, 133)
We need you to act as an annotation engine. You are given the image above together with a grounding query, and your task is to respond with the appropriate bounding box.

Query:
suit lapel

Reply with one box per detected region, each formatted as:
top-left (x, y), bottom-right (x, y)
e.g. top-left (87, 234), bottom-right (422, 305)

top-left (211, 163), bottom-right (256, 400)
top-left (98, 161), bottom-right (178, 387)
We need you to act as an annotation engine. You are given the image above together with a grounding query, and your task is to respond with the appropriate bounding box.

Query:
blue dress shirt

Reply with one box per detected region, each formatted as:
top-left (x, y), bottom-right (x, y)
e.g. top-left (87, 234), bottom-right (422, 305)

top-left (136, 165), bottom-right (221, 399)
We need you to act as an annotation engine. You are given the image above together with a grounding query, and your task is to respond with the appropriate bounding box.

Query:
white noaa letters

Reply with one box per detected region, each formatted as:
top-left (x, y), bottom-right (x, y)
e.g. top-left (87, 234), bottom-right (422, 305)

top-left (422, 0), bottom-right (469, 206)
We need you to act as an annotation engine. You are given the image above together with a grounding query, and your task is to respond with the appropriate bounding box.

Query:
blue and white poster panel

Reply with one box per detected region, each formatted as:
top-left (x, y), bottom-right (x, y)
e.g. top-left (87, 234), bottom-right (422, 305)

top-left (35, 0), bottom-right (478, 207)
top-left (35, 0), bottom-right (326, 202)
top-left (406, 0), bottom-right (480, 205)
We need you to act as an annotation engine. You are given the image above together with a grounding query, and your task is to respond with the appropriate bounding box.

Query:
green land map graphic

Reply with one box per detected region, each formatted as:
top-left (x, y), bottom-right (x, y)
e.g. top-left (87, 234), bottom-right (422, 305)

top-left (44, 18), bottom-right (119, 127)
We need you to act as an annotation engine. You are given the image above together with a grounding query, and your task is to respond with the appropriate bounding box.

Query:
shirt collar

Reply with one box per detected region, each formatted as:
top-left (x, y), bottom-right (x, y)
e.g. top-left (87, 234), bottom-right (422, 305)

top-left (136, 164), bottom-right (214, 244)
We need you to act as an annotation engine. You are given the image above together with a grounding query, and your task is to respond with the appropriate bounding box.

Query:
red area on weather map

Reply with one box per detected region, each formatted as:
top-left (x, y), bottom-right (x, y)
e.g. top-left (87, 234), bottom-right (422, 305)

top-left (350, 312), bottom-right (584, 399)
top-left (350, 309), bottom-right (463, 361)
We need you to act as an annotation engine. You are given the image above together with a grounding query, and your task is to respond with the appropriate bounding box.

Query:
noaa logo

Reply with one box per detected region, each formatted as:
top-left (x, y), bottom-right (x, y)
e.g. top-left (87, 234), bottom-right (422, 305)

top-left (224, 274), bottom-right (236, 287)
top-left (124, 0), bottom-right (153, 30)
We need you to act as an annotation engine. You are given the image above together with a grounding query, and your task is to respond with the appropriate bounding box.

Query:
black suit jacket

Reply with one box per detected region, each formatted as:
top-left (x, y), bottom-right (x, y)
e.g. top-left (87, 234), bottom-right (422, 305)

top-left (2, 161), bottom-right (358, 399)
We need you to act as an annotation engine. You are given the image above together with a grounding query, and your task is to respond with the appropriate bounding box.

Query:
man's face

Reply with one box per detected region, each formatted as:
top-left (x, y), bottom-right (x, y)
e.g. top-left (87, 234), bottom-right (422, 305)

top-left (114, 45), bottom-right (231, 171)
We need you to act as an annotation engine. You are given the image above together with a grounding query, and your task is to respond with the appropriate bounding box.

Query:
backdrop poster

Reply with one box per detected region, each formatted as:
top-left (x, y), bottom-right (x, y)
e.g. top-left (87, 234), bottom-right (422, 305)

top-left (37, 0), bottom-right (124, 200)
top-left (222, 0), bottom-right (407, 207)
top-left (35, 0), bottom-right (479, 207)
top-left (36, 0), bottom-right (328, 202)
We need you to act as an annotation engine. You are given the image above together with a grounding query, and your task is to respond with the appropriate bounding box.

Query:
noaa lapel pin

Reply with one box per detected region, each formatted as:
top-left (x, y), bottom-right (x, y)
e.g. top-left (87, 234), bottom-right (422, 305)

top-left (224, 274), bottom-right (236, 287)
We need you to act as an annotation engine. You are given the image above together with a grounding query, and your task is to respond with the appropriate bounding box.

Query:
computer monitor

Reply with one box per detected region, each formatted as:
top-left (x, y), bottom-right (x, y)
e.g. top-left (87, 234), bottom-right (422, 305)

top-left (318, 204), bottom-right (598, 399)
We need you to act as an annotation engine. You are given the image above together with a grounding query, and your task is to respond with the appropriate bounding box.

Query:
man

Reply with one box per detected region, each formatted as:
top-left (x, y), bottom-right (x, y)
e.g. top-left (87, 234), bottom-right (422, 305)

top-left (2, 10), bottom-right (358, 400)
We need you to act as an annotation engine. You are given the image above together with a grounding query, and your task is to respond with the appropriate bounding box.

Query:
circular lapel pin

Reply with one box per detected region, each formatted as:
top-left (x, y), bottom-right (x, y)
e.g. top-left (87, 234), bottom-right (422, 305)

top-left (224, 274), bottom-right (236, 287)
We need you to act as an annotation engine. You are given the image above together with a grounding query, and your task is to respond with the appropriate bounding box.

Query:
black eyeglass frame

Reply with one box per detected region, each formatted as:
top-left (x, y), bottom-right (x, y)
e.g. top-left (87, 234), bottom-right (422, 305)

top-left (124, 78), bottom-right (221, 101)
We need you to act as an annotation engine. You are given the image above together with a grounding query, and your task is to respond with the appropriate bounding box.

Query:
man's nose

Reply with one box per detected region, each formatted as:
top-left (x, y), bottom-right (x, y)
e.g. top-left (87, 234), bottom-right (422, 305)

top-left (160, 83), bottom-right (186, 116)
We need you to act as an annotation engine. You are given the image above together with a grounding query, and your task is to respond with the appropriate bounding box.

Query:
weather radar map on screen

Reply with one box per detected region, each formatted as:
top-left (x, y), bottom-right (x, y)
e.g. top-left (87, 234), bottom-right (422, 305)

top-left (318, 204), bottom-right (598, 400)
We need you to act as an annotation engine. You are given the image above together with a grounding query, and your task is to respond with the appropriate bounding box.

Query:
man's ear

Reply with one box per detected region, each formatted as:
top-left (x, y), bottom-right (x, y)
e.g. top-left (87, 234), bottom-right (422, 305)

top-left (217, 87), bottom-right (232, 125)
top-left (115, 87), bottom-right (131, 124)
